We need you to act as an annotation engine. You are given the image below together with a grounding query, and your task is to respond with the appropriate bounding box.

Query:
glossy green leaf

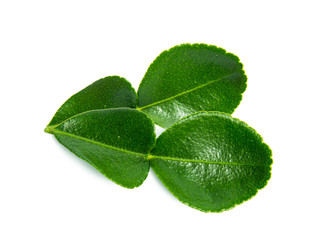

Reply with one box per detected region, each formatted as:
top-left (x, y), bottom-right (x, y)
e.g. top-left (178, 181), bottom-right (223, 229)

top-left (137, 44), bottom-right (247, 128)
top-left (150, 112), bottom-right (272, 212)
top-left (47, 108), bottom-right (156, 188)
top-left (47, 76), bottom-right (137, 127)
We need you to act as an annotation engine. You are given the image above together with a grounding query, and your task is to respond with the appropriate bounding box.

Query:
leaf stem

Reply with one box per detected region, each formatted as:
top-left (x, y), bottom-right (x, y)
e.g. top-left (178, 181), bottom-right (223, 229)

top-left (44, 126), bottom-right (54, 134)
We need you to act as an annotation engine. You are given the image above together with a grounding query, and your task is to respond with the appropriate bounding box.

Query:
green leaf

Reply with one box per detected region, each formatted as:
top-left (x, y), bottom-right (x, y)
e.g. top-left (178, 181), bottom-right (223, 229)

top-left (150, 112), bottom-right (272, 212)
top-left (47, 108), bottom-right (156, 188)
top-left (46, 76), bottom-right (137, 128)
top-left (137, 44), bottom-right (247, 128)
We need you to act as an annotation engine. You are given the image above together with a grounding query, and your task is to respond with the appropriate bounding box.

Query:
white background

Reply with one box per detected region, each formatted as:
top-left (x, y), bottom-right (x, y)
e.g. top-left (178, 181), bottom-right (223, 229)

top-left (1, 0), bottom-right (312, 239)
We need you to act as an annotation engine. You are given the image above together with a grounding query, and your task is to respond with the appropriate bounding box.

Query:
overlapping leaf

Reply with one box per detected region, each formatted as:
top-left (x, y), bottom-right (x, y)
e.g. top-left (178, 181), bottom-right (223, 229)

top-left (47, 109), bottom-right (156, 188)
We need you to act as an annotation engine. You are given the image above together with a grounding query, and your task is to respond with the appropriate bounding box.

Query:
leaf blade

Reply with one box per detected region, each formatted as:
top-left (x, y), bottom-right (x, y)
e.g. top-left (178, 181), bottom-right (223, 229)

top-left (48, 76), bottom-right (137, 127)
top-left (137, 44), bottom-right (247, 128)
top-left (150, 112), bottom-right (272, 212)
top-left (50, 109), bottom-right (156, 188)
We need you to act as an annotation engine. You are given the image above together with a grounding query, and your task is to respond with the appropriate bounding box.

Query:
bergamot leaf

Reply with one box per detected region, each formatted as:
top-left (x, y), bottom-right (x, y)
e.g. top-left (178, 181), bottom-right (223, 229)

top-left (150, 112), bottom-right (272, 212)
top-left (47, 76), bottom-right (137, 128)
top-left (47, 108), bottom-right (156, 188)
top-left (137, 44), bottom-right (247, 128)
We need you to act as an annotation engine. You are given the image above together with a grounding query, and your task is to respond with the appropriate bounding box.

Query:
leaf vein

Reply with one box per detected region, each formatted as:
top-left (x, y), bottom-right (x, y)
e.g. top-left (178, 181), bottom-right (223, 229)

top-left (149, 155), bottom-right (266, 167)
top-left (138, 72), bottom-right (238, 110)
top-left (52, 129), bottom-right (149, 158)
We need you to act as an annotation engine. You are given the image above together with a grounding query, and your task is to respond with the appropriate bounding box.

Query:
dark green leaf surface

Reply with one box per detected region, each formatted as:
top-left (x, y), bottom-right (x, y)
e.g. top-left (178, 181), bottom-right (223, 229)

top-left (48, 108), bottom-right (156, 188)
top-left (47, 76), bottom-right (137, 127)
top-left (137, 44), bottom-right (247, 128)
top-left (150, 112), bottom-right (272, 212)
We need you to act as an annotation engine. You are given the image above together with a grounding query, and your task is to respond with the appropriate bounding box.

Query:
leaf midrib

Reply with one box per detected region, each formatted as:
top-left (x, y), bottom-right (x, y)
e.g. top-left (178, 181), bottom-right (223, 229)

top-left (137, 72), bottom-right (239, 110)
top-left (148, 155), bottom-right (267, 167)
top-left (51, 128), bottom-right (149, 158)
